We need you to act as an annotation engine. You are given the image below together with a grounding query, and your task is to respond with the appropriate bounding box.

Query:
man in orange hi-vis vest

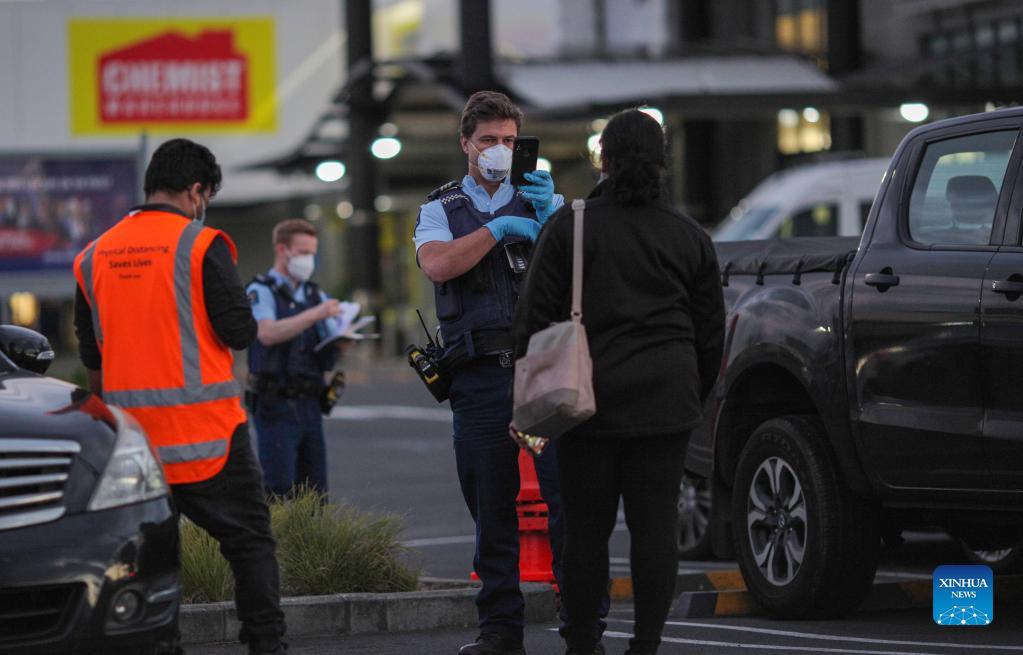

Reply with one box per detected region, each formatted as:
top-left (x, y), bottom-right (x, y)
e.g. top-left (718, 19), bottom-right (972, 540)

top-left (73, 139), bottom-right (286, 655)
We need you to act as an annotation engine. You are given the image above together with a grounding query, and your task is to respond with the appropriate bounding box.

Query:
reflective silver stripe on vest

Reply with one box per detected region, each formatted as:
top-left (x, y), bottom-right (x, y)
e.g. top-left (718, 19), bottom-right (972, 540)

top-left (79, 242), bottom-right (103, 344)
top-left (175, 222), bottom-right (204, 389)
top-left (158, 439), bottom-right (228, 464)
top-left (103, 380), bottom-right (240, 408)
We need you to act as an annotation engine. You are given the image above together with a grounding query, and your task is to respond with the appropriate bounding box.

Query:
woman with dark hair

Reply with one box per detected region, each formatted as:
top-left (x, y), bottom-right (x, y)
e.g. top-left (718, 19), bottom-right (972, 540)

top-left (513, 109), bottom-right (726, 655)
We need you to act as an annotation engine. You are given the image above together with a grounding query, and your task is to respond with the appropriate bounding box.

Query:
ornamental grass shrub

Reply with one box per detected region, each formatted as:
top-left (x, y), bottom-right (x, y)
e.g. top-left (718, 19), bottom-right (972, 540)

top-left (180, 488), bottom-right (419, 603)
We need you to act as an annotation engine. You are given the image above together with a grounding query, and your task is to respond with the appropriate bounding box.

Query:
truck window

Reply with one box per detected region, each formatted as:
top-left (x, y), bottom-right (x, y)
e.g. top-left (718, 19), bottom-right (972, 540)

top-left (859, 201), bottom-right (872, 230)
top-left (907, 130), bottom-right (1018, 246)
top-left (775, 203), bottom-right (838, 238)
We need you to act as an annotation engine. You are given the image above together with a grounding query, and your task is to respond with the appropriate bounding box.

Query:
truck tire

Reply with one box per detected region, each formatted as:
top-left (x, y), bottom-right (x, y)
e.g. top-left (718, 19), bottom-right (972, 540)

top-left (677, 473), bottom-right (714, 560)
top-left (731, 415), bottom-right (879, 618)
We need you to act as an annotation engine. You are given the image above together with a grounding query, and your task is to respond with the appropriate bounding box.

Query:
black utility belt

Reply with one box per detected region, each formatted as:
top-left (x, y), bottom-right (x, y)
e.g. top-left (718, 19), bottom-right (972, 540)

top-left (248, 374), bottom-right (322, 398)
top-left (440, 330), bottom-right (516, 371)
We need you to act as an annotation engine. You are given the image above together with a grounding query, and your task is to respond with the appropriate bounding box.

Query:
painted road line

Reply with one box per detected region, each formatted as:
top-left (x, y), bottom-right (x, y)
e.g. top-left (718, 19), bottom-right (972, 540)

top-left (328, 405), bottom-right (452, 422)
top-left (406, 522), bottom-right (627, 549)
top-left (611, 569), bottom-right (746, 601)
top-left (672, 580), bottom-right (927, 619)
top-left (401, 535), bottom-right (477, 548)
top-left (599, 630), bottom-right (945, 655)
top-left (650, 619), bottom-right (1023, 651)
top-left (875, 569), bottom-right (934, 581)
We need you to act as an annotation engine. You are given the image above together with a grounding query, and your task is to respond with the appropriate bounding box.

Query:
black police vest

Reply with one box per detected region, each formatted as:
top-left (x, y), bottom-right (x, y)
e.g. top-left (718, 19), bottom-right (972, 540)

top-left (429, 182), bottom-right (538, 357)
top-left (247, 275), bottom-right (336, 381)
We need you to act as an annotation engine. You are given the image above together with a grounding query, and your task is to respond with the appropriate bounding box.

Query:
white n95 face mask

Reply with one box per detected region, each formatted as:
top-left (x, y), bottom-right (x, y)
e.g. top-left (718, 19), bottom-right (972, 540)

top-left (473, 143), bottom-right (513, 182)
top-left (287, 253), bottom-right (315, 282)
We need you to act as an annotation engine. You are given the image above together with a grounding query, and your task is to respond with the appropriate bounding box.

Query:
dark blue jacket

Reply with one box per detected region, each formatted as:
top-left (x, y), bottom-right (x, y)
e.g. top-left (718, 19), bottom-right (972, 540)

top-left (247, 275), bottom-right (336, 383)
top-left (431, 183), bottom-right (538, 358)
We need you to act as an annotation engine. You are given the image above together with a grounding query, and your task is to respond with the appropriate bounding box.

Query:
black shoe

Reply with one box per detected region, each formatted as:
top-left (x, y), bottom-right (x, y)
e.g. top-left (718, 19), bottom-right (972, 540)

top-left (249, 638), bottom-right (287, 655)
top-left (458, 632), bottom-right (526, 655)
top-left (565, 643), bottom-right (606, 655)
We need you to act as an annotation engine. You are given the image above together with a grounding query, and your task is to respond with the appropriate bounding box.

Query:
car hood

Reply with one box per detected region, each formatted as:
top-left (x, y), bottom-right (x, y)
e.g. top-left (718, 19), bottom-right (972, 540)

top-left (0, 373), bottom-right (119, 506)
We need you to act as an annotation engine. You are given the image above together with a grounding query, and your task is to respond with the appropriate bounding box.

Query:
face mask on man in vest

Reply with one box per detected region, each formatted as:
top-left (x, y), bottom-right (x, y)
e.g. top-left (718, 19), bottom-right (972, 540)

top-left (470, 142), bottom-right (513, 183)
top-left (192, 196), bottom-right (207, 223)
top-left (287, 252), bottom-right (316, 282)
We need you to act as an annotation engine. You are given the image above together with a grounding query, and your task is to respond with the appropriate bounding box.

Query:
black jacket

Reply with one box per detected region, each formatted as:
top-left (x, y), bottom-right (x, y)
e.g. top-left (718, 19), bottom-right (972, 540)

top-left (512, 182), bottom-right (725, 438)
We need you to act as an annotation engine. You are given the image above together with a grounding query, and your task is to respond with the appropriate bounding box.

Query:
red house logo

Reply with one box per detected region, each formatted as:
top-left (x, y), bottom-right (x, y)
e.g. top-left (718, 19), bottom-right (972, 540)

top-left (98, 30), bottom-right (249, 123)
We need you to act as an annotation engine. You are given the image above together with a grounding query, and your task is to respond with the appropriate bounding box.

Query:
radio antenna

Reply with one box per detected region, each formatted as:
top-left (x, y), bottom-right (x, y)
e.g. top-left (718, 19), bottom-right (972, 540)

top-left (416, 309), bottom-right (437, 348)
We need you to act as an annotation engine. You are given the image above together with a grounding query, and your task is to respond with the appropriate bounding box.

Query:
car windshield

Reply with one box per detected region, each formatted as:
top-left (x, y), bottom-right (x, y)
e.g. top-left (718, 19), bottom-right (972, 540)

top-left (713, 206), bottom-right (779, 241)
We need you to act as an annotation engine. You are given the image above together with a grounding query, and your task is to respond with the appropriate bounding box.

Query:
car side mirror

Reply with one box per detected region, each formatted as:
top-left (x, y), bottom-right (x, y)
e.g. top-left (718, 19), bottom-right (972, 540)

top-left (0, 325), bottom-right (55, 374)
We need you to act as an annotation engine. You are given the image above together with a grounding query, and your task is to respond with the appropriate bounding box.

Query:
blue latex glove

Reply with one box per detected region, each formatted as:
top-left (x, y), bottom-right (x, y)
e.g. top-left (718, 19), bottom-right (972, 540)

top-left (485, 215), bottom-right (541, 243)
top-left (519, 170), bottom-right (556, 223)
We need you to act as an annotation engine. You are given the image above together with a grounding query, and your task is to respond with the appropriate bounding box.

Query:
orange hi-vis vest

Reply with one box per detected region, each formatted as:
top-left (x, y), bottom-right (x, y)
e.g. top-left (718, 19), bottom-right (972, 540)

top-left (73, 208), bottom-right (246, 484)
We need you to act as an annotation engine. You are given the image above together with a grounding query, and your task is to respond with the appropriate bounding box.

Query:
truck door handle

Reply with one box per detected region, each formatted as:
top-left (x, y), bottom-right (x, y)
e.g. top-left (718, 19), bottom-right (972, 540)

top-left (992, 277), bottom-right (1023, 296)
top-left (864, 269), bottom-right (900, 291)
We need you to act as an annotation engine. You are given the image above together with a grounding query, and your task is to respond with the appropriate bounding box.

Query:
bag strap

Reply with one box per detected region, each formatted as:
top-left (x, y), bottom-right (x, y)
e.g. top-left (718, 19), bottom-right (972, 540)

top-left (570, 199), bottom-right (586, 322)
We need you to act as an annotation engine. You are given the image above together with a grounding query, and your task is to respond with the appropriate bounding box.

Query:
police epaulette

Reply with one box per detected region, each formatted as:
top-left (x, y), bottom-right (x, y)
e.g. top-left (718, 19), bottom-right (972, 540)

top-left (427, 180), bottom-right (462, 201)
top-left (251, 273), bottom-right (274, 288)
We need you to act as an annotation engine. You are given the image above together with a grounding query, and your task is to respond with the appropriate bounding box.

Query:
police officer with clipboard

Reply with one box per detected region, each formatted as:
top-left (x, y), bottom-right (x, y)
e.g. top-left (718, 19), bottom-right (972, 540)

top-left (246, 218), bottom-right (352, 498)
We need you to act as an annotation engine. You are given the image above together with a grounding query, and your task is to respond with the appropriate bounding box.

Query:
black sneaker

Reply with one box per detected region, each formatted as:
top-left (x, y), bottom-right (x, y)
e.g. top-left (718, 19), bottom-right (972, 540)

top-left (249, 638), bottom-right (288, 655)
top-left (458, 632), bottom-right (526, 655)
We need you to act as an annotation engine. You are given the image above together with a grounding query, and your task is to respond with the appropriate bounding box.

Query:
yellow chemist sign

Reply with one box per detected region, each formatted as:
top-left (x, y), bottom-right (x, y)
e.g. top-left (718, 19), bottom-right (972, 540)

top-left (69, 18), bottom-right (276, 134)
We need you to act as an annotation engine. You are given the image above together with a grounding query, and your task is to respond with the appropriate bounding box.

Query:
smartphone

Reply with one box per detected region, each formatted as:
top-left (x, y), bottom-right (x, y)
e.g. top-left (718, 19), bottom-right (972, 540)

top-left (510, 136), bottom-right (540, 187)
top-left (504, 242), bottom-right (529, 274)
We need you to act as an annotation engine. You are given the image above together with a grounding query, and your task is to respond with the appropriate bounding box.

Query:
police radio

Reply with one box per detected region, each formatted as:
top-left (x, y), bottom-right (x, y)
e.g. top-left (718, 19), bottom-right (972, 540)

top-left (406, 310), bottom-right (451, 403)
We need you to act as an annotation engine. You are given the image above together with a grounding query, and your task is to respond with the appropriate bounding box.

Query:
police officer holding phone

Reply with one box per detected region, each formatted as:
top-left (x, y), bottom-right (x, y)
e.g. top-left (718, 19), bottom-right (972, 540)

top-left (414, 91), bottom-right (604, 655)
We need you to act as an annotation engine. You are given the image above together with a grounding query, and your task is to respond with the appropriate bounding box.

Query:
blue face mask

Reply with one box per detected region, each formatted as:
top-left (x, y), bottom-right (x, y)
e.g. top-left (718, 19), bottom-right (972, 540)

top-left (192, 196), bottom-right (206, 223)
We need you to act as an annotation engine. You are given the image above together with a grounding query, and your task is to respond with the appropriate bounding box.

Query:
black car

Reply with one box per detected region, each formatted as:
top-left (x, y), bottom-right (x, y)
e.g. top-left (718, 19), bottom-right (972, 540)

top-left (0, 326), bottom-right (179, 654)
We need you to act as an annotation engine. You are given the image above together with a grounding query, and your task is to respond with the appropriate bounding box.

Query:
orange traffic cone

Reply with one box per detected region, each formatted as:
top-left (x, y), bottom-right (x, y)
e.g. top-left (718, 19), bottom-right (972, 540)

top-left (516, 448), bottom-right (556, 583)
top-left (470, 449), bottom-right (557, 584)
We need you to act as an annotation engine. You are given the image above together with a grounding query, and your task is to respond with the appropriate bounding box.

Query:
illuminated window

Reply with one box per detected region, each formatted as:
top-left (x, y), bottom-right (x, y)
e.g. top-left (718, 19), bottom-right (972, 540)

top-left (777, 108), bottom-right (832, 155)
top-left (10, 292), bottom-right (39, 327)
top-left (775, 0), bottom-right (827, 57)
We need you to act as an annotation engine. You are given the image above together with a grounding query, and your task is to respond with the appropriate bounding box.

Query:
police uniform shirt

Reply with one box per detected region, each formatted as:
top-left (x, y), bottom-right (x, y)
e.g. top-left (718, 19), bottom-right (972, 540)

top-left (413, 175), bottom-right (565, 254)
top-left (247, 268), bottom-right (343, 341)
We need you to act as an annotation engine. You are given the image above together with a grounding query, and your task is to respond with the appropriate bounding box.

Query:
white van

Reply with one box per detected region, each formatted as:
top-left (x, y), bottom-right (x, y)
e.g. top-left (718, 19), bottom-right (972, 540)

top-left (713, 157), bottom-right (888, 241)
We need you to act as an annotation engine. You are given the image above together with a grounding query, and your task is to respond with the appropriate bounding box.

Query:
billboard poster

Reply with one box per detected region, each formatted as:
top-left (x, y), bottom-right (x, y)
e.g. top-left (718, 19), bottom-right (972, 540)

top-left (68, 18), bottom-right (276, 135)
top-left (0, 155), bottom-right (138, 271)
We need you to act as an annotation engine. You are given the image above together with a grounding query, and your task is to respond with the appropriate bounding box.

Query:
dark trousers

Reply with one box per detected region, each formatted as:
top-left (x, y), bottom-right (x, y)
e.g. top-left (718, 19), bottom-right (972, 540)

top-left (450, 362), bottom-right (566, 642)
top-left (172, 423), bottom-right (285, 647)
top-left (557, 432), bottom-right (688, 654)
top-left (252, 394), bottom-right (328, 497)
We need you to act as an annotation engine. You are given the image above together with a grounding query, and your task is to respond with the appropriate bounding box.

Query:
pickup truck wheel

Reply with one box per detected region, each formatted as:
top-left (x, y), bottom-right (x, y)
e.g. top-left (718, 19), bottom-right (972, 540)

top-left (732, 415), bottom-right (879, 618)
top-left (677, 473), bottom-right (713, 560)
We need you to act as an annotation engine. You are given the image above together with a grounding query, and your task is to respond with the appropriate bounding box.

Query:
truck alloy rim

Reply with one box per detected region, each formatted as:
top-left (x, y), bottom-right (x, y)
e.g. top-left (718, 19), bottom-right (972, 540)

top-left (678, 474), bottom-right (711, 552)
top-left (746, 456), bottom-right (807, 586)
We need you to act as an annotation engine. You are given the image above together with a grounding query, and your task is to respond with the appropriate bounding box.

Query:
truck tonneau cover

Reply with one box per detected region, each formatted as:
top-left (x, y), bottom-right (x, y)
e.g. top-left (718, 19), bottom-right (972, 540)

top-left (714, 237), bottom-right (860, 279)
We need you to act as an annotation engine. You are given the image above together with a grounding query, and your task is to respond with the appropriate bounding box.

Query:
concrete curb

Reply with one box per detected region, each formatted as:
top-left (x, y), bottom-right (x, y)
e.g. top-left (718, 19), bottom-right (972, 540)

top-left (180, 581), bottom-right (556, 645)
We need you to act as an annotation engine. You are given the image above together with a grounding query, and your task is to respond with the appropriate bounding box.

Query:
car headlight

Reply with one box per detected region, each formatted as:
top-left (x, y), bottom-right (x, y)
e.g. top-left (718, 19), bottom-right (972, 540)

top-left (88, 406), bottom-right (168, 511)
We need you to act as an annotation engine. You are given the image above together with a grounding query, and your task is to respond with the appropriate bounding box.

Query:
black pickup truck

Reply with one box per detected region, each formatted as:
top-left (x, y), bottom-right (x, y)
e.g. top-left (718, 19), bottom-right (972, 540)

top-left (683, 107), bottom-right (1023, 618)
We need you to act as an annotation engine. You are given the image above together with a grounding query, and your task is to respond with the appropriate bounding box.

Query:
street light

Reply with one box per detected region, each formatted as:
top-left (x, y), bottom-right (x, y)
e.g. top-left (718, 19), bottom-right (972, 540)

top-left (900, 103), bottom-right (930, 123)
top-left (371, 137), bottom-right (402, 159)
top-left (587, 134), bottom-right (602, 168)
top-left (640, 107), bottom-right (664, 125)
top-left (315, 160), bottom-right (346, 182)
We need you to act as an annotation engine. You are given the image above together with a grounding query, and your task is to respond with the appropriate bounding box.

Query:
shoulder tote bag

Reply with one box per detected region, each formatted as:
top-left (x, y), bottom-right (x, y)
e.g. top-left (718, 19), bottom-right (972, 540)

top-left (512, 199), bottom-right (596, 438)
